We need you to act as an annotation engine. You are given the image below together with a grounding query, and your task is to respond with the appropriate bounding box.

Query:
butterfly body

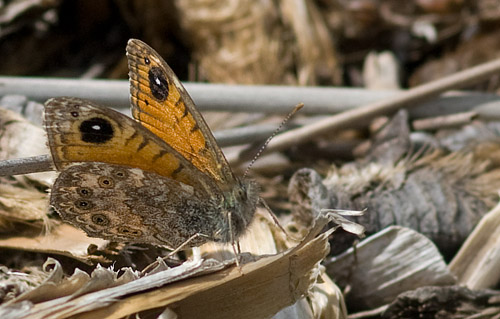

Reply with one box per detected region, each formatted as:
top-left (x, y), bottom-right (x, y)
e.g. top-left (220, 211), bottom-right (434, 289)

top-left (45, 39), bottom-right (260, 249)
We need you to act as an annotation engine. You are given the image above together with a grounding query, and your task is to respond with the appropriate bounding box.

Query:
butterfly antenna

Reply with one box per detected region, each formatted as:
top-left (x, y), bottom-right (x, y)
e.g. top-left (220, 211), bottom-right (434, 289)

top-left (243, 103), bottom-right (304, 178)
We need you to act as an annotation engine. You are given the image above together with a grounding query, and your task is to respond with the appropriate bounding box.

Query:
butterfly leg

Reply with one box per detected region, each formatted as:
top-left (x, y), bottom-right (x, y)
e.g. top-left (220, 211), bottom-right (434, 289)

top-left (140, 233), bottom-right (211, 275)
top-left (227, 211), bottom-right (243, 269)
top-left (260, 198), bottom-right (290, 239)
top-left (167, 232), bottom-right (211, 259)
top-left (192, 247), bottom-right (201, 262)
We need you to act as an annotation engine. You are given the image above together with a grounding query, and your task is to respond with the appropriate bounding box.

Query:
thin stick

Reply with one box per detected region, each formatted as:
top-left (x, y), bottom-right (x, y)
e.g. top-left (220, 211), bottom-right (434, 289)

top-left (412, 111), bottom-right (478, 131)
top-left (0, 155), bottom-right (52, 176)
top-left (1, 76), bottom-right (499, 116)
top-left (231, 57), bottom-right (500, 162)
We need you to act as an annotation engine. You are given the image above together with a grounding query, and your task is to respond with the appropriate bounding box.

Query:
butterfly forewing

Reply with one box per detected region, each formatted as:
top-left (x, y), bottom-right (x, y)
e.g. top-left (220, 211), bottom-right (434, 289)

top-left (126, 39), bottom-right (236, 188)
top-left (44, 97), bottom-right (212, 190)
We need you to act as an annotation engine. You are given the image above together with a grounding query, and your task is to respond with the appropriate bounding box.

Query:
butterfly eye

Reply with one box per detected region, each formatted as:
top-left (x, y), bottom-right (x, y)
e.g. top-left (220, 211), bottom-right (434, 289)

top-left (91, 214), bottom-right (109, 226)
top-left (237, 187), bottom-right (247, 200)
top-left (98, 176), bottom-right (114, 188)
top-left (74, 199), bottom-right (92, 210)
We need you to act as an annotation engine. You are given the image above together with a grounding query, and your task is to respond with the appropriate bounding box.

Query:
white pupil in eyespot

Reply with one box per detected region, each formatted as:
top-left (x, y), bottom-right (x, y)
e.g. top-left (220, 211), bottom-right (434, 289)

top-left (155, 77), bottom-right (161, 85)
top-left (92, 125), bottom-right (101, 130)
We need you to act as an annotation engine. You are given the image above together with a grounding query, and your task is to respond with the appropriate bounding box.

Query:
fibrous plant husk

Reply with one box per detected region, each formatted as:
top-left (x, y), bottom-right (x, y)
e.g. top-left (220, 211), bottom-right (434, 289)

top-left (289, 110), bottom-right (500, 259)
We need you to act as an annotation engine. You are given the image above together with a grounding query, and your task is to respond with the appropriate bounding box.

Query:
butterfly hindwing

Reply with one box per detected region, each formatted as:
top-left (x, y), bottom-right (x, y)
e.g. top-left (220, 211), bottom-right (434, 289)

top-left (51, 162), bottom-right (221, 248)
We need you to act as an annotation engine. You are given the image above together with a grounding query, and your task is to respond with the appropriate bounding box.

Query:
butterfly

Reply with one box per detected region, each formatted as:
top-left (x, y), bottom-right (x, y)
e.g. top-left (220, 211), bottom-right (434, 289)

top-left (44, 39), bottom-right (260, 250)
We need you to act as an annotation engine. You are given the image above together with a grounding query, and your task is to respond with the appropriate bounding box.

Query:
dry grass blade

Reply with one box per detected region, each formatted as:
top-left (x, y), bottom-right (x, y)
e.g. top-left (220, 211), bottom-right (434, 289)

top-left (412, 111), bottom-right (478, 131)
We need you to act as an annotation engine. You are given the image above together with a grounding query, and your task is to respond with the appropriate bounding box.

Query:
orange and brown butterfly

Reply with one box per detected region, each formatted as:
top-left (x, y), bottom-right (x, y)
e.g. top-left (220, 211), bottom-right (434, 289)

top-left (44, 39), bottom-right (260, 250)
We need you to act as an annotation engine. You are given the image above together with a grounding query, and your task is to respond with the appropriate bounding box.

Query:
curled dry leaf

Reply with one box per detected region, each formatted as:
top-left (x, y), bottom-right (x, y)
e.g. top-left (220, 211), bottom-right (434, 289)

top-left (325, 226), bottom-right (455, 311)
top-left (0, 212), bottom-right (355, 319)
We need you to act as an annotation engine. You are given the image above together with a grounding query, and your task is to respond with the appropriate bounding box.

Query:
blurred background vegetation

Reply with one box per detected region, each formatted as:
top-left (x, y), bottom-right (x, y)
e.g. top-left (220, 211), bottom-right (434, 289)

top-left (1, 0), bottom-right (499, 91)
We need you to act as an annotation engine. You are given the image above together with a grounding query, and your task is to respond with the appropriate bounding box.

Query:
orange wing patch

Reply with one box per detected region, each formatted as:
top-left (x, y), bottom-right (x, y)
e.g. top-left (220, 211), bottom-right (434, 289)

top-left (44, 97), bottom-right (197, 186)
top-left (127, 40), bottom-right (226, 183)
top-left (130, 75), bottom-right (206, 158)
